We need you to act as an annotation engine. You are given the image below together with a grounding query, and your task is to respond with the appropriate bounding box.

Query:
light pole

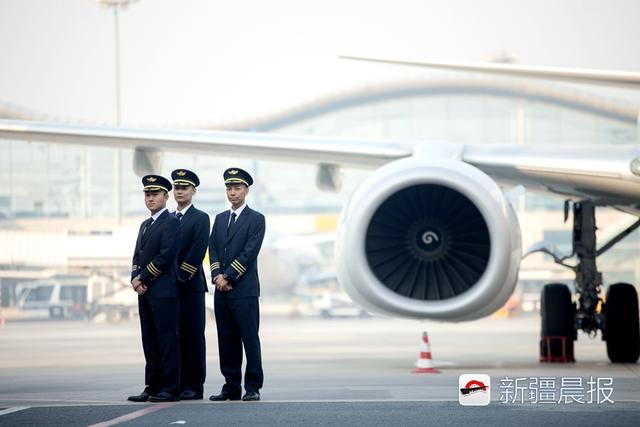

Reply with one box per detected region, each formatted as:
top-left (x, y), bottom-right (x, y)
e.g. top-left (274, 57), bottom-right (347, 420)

top-left (95, 0), bottom-right (138, 223)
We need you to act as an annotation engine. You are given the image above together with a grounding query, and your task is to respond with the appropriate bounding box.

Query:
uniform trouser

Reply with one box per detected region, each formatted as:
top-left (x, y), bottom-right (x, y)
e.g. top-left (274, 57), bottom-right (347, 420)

top-left (179, 290), bottom-right (206, 394)
top-left (214, 296), bottom-right (263, 393)
top-left (139, 296), bottom-right (180, 396)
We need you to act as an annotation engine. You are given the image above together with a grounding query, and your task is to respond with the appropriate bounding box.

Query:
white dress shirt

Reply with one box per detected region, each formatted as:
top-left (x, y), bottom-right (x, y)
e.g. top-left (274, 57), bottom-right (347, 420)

top-left (175, 203), bottom-right (192, 218)
top-left (228, 203), bottom-right (246, 226)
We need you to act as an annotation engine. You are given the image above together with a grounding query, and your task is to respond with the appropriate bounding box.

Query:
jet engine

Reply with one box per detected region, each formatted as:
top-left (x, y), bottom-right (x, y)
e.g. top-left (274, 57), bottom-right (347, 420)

top-left (336, 156), bottom-right (521, 321)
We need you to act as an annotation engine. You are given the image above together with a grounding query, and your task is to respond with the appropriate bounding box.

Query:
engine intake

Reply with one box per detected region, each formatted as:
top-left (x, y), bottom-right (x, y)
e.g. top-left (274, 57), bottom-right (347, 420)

top-left (336, 156), bottom-right (521, 321)
top-left (366, 184), bottom-right (491, 301)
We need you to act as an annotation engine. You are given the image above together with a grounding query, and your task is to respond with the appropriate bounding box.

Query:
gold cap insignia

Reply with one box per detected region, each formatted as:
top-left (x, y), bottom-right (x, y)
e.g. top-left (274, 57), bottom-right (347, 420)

top-left (146, 176), bottom-right (157, 182)
top-left (177, 171), bottom-right (186, 176)
top-left (228, 169), bottom-right (238, 175)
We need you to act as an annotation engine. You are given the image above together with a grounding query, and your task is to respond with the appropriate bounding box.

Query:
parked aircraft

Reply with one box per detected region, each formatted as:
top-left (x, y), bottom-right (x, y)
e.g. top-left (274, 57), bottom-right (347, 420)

top-left (1, 59), bottom-right (639, 363)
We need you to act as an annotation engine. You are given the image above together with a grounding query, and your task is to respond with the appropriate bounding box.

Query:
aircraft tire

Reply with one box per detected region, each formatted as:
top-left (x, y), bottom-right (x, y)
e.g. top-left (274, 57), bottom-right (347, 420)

top-left (540, 283), bottom-right (575, 361)
top-left (604, 283), bottom-right (640, 363)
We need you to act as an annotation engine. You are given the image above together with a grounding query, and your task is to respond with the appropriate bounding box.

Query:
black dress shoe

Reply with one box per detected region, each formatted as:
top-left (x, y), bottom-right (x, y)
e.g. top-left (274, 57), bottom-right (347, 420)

top-left (242, 391), bottom-right (260, 401)
top-left (127, 390), bottom-right (151, 402)
top-left (180, 390), bottom-right (203, 400)
top-left (148, 392), bottom-right (180, 402)
top-left (209, 391), bottom-right (241, 401)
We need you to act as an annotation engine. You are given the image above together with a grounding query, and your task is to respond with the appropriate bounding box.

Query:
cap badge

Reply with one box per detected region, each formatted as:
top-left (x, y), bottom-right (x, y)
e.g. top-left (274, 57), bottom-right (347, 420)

top-left (146, 177), bottom-right (157, 182)
top-left (177, 171), bottom-right (186, 176)
top-left (228, 169), bottom-right (238, 175)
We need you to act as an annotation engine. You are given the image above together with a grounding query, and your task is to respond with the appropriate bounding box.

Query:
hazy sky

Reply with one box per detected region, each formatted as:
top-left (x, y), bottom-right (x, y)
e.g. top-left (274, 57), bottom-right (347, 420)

top-left (1, 0), bottom-right (639, 126)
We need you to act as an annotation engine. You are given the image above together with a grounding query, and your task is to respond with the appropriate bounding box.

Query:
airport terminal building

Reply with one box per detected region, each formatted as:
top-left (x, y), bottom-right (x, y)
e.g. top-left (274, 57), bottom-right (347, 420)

top-left (1, 76), bottom-right (639, 309)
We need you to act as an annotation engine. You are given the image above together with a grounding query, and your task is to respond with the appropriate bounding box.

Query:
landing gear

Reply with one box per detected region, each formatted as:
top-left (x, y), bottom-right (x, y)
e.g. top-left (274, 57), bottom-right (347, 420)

top-left (532, 201), bottom-right (640, 363)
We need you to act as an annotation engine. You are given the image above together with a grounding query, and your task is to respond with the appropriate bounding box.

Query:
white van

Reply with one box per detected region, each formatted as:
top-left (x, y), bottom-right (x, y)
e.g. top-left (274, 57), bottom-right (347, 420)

top-left (16, 280), bottom-right (88, 319)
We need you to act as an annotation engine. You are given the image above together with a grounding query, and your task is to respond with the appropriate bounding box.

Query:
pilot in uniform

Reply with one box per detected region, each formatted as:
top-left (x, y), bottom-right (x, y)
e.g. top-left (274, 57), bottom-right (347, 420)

top-left (208, 168), bottom-right (266, 402)
top-left (128, 175), bottom-right (181, 403)
top-left (171, 169), bottom-right (210, 400)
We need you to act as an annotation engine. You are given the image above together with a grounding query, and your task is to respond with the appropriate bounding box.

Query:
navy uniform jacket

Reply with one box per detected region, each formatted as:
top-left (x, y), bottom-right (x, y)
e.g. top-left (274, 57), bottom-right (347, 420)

top-left (131, 210), bottom-right (181, 299)
top-left (175, 206), bottom-right (210, 293)
top-left (208, 206), bottom-right (265, 299)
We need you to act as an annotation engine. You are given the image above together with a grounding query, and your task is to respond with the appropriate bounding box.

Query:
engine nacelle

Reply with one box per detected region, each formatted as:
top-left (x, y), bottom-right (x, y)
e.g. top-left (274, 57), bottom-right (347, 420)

top-left (336, 156), bottom-right (521, 321)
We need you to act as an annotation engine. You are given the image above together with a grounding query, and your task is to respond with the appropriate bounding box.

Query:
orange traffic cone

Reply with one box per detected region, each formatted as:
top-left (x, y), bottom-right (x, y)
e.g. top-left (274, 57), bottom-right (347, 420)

top-left (413, 331), bottom-right (439, 373)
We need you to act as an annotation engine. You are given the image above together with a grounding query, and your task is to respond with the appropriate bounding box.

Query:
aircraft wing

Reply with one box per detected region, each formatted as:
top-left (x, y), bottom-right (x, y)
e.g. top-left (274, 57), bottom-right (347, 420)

top-left (0, 119), bottom-right (411, 169)
top-left (1, 118), bottom-right (640, 211)
top-left (340, 55), bottom-right (640, 89)
top-left (461, 143), bottom-right (640, 211)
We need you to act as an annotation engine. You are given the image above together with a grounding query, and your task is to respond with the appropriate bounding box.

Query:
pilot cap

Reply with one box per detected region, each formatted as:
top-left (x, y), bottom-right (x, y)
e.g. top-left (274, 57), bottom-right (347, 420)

top-left (171, 169), bottom-right (200, 187)
top-left (142, 174), bottom-right (172, 192)
top-left (224, 168), bottom-right (253, 187)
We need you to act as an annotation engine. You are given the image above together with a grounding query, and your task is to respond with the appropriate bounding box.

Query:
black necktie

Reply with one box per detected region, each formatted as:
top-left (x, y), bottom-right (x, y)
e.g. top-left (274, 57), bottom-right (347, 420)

top-left (143, 217), bottom-right (154, 235)
top-left (176, 212), bottom-right (183, 220)
top-left (228, 212), bottom-right (237, 230)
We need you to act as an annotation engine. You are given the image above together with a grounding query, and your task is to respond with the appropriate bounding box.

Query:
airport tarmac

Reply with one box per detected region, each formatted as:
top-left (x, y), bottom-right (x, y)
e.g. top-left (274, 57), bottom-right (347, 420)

top-left (0, 314), bottom-right (639, 426)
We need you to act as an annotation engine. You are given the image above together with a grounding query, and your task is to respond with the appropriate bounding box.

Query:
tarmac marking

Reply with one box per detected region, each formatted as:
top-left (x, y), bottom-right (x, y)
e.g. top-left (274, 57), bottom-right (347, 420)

top-left (87, 403), bottom-right (178, 427)
top-left (3, 397), bottom-right (640, 409)
top-left (0, 406), bottom-right (29, 417)
top-left (0, 399), bottom-right (130, 407)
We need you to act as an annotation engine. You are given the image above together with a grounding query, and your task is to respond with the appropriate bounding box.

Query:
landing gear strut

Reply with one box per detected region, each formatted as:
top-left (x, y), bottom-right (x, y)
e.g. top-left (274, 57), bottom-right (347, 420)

top-left (534, 201), bottom-right (640, 363)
